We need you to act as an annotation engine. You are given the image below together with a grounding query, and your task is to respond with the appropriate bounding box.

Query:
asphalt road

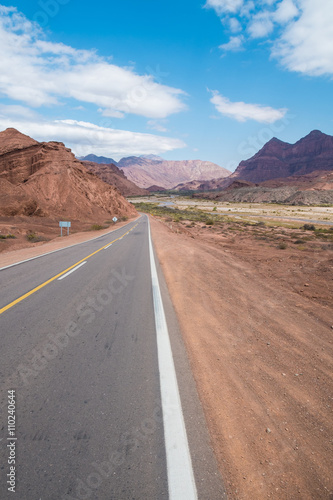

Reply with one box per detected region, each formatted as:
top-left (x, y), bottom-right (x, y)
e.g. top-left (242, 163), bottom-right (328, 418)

top-left (0, 216), bottom-right (226, 499)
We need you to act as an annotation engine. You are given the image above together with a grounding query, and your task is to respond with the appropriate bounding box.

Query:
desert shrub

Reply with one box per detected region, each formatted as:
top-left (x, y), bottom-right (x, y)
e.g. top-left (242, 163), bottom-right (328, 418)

top-left (205, 219), bottom-right (214, 225)
top-left (26, 232), bottom-right (48, 243)
top-left (0, 234), bottom-right (16, 239)
top-left (26, 231), bottom-right (37, 241)
top-left (278, 242), bottom-right (287, 249)
top-left (90, 224), bottom-right (104, 231)
top-left (303, 224), bottom-right (316, 231)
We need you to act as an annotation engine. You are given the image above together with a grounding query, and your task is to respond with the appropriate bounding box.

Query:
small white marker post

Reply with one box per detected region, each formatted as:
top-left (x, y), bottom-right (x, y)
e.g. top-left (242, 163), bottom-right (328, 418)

top-left (59, 221), bottom-right (71, 237)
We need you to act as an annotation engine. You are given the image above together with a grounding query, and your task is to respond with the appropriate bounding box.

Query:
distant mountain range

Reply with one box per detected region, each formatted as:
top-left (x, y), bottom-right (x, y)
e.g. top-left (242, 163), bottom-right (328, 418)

top-left (80, 154), bottom-right (231, 189)
top-left (78, 153), bottom-right (118, 165)
top-left (79, 153), bottom-right (163, 165)
top-left (176, 130), bottom-right (333, 200)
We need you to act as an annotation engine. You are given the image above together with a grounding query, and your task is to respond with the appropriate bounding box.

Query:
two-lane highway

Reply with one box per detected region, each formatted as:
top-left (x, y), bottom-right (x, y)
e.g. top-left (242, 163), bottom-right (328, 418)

top-left (0, 216), bottom-right (226, 499)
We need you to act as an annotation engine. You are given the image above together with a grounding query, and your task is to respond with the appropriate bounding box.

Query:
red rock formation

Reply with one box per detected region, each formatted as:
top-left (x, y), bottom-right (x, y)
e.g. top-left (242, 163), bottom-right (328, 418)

top-left (231, 130), bottom-right (333, 183)
top-left (82, 161), bottom-right (149, 196)
top-left (0, 128), bottom-right (137, 220)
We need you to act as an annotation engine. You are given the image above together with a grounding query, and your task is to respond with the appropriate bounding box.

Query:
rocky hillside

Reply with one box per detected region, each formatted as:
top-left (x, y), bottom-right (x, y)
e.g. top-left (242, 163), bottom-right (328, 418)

top-left (117, 157), bottom-right (231, 189)
top-left (173, 177), bottom-right (230, 192)
top-left (0, 128), bottom-right (136, 220)
top-left (197, 185), bottom-right (333, 205)
top-left (187, 131), bottom-right (333, 204)
top-left (196, 171), bottom-right (333, 205)
top-left (82, 161), bottom-right (148, 196)
top-left (230, 130), bottom-right (333, 183)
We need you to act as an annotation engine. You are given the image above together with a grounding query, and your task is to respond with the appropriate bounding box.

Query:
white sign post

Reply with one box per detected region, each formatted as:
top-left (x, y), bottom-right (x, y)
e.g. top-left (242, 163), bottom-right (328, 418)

top-left (112, 217), bottom-right (118, 223)
top-left (59, 221), bottom-right (71, 236)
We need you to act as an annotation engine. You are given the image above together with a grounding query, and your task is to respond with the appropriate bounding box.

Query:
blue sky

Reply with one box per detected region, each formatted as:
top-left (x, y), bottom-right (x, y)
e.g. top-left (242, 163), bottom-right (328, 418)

top-left (0, 0), bottom-right (332, 170)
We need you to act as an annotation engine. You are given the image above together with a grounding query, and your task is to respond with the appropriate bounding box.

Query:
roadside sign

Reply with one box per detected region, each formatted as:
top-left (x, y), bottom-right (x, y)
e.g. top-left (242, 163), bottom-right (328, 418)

top-left (112, 217), bottom-right (118, 222)
top-left (59, 221), bottom-right (71, 236)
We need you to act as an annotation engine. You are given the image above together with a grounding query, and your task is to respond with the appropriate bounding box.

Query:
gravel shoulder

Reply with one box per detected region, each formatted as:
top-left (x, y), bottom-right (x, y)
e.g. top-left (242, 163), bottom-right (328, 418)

top-left (150, 215), bottom-right (333, 500)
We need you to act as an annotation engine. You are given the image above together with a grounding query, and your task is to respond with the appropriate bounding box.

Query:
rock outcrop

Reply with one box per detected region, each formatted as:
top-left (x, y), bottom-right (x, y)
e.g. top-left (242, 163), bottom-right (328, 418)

top-left (82, 161), bottom-right (148, 197)
top-left (0, 128), bottom-right (137, 220)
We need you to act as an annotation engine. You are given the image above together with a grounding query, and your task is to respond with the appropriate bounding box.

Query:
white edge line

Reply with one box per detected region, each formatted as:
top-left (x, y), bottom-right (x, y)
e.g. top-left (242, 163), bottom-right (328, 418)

top-left (104, 243), bottom-right (113, 250)
top-left (57, 261), bottom-right (87, 281)
top-left (147, 215), bottom-right (197, 500)
top-left (0, 216), bottom-right (141, 272)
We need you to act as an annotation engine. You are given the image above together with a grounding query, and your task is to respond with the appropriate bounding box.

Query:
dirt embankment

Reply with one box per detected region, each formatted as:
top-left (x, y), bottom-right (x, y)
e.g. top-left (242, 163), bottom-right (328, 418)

top-left (150, 216), bottom-right (333, 500)
top-left (0, 216), bottom-right (138, 267)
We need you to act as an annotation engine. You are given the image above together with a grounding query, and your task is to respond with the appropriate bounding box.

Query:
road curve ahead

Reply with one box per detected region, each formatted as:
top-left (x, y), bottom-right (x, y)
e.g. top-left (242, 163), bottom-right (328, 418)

top-left (0, 215), bottom-right (226, 500)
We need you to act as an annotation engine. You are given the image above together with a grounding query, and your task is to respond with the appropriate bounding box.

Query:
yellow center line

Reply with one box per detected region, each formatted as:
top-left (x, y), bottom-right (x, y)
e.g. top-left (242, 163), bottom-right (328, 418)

top-left (0, 223), bottom-right (138, 315)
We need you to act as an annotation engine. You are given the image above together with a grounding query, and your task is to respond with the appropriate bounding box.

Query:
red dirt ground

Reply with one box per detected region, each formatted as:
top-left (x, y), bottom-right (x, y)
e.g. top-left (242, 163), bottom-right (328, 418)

top-left (150, 216), bottom-right (333, 500)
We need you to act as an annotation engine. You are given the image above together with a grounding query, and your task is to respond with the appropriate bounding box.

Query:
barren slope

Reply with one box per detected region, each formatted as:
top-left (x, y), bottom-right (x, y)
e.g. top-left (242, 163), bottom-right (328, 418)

top-left (118, 157), bottom-right (230, 189)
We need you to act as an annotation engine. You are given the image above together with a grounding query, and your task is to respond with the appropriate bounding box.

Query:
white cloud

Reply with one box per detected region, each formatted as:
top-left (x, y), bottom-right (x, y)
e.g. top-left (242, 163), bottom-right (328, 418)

top-left (274, 0), bottom-right (299, 23)
top-left (210, 91), bottom-right (287, 123)
top-left (0, 108), bottom-right (186, 159)
top-left (219, 35), bottom-right (244, 51)
top-left (0, 104), bottom-right (39, 120)
top-left (147, 120), bottom-right (168, 132)
top-left (248, 11), bottom-right (274, 38)
top-left (207, 0), bottom-right (333, 77)
top-left (228, 17), bottom-right (242, 33)
top-left (0, 7), bottom-right (186, 118)
top-left (272, 0), bottom-right (333, 76)
top-left (204, 0), bottom-right (244, 15)
top-left (240, 1), bottom-right (255, 17)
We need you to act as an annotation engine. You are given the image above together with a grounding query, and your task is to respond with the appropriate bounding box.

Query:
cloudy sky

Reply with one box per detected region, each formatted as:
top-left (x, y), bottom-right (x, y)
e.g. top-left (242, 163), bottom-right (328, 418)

top-left (0, 0), bottom-right (332, 169)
